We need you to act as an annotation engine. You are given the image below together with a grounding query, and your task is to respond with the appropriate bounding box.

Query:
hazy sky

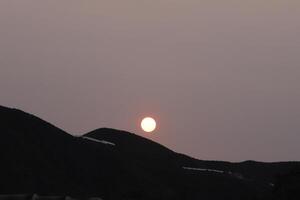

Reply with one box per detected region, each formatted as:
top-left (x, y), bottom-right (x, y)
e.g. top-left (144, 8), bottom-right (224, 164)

top-left (1, 0), bottom-right (300, 161)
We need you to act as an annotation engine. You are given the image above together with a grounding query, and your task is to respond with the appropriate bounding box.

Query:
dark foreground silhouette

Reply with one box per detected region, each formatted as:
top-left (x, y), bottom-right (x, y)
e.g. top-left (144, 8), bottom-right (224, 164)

top-left (0, 105), bottom-right (299, 200)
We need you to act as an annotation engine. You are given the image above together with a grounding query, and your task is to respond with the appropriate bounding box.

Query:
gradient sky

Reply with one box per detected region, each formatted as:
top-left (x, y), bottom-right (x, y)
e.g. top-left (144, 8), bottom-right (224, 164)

top-left (1, 0), bottom-right (299, 161)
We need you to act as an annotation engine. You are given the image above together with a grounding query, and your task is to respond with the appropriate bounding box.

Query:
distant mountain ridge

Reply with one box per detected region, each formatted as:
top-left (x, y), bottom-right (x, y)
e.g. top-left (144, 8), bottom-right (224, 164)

top-left (0, 105), bottom-right (299, 200)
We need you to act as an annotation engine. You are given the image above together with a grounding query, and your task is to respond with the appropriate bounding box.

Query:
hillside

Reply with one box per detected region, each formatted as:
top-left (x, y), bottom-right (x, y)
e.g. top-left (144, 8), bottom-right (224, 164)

top-left (0, 105), bottom-right (299, 200)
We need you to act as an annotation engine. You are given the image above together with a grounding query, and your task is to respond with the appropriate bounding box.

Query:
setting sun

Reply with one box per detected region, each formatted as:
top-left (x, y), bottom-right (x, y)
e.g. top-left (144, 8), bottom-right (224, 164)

top-left (141, 117), bottom-right (156, 132)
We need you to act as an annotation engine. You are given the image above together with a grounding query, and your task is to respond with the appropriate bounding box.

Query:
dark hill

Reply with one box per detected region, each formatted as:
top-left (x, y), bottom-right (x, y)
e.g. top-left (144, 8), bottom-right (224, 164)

top-left (0, 105), bottom-right (299, 200)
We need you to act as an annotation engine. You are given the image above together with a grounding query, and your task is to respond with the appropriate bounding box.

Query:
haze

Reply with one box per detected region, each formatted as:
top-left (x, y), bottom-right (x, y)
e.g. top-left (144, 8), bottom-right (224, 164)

top-left (0, 0), bottom-right (299, 161)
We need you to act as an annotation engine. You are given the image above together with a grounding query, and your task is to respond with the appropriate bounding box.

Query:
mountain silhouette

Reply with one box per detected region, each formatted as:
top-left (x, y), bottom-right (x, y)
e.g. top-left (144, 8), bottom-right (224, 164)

top-left (0, 105), bottom-right (299, 200)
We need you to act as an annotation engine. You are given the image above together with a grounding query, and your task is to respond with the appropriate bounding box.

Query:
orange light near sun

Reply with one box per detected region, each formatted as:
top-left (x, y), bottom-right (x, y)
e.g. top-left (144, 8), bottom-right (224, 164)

top-left (141, 117), bottom-right (156, 132)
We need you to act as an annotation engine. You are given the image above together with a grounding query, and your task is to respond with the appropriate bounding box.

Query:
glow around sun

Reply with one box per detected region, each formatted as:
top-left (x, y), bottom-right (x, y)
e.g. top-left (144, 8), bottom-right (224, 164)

top-left (141, 117), bottom-right (156, 133)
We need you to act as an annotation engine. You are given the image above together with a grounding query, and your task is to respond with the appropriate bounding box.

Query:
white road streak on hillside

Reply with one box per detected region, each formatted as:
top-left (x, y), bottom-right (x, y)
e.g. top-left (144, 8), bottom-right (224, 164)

top-left (82, 136), bottom-right (116, 146)
top-left (183, 167), bottom-right (224, 173)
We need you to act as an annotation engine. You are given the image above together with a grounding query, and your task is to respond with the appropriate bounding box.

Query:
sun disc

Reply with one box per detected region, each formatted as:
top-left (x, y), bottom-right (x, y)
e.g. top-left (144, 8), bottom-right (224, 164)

top-left (141, 117), bottom-right (156, 132)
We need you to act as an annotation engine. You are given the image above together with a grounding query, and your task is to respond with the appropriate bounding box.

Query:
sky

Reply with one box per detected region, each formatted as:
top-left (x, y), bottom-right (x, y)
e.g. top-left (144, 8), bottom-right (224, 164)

top-left (0, 0), bottom-right (299, 162)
